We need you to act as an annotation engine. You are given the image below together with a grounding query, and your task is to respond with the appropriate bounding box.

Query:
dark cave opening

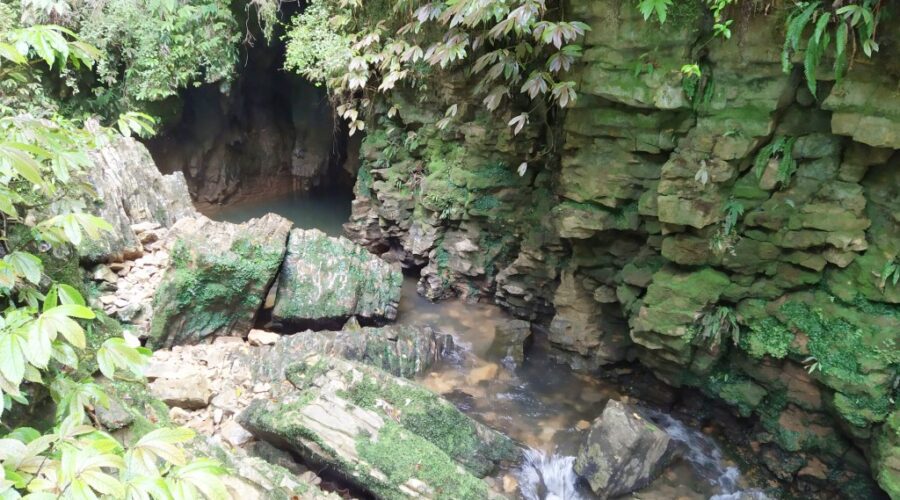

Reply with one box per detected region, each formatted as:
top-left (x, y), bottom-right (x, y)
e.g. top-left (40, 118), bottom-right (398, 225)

top-left (144, 28), bottom-right (357, 212)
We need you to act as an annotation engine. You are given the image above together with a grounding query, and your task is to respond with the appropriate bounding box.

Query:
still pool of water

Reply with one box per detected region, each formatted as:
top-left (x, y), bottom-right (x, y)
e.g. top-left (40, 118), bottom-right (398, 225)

top-left (202, 188), bottom-right (352, 237)
top-left (200, 191), bottom-right (760, 499)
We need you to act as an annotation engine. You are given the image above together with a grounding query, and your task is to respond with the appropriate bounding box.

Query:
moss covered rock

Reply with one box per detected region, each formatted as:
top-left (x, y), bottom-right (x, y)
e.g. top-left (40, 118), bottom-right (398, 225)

top-left (872, 410), bottom-right (900, 500)
top-left (240, 354), bottom-right (515, 499)
top-left (272, 229), bottom-right (402, 328)
top-left (149, 214), bottom-right (291, 348)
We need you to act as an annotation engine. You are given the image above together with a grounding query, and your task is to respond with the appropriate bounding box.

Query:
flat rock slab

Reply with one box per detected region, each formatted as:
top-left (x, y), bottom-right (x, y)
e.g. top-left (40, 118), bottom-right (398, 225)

top-left (150, 373), bottom-right (212, 410)
top-left (253, 324), bottom-right (454, 381)
top-left (148, 214), bottom-right (292, 348)
top-left (240, 354), bottom-right (518, 499)
top-left (272, 229), bottom-right (402, 328)
top-left (574, 399), bottom-right (674, 499)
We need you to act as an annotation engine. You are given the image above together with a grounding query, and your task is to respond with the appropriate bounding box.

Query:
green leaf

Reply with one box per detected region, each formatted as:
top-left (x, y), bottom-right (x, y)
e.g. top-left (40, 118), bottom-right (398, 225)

top-left (0, 333), bottom-right (26, 387)
top-left (57, 284), bottom-right (85, 306)
top-left (5, 252), bottom-right (42, 285)
top-left (50, 304), bottom-right (95, 319)
top-left (0, 143), bottom-right (45, 186)
top-left (0, 43), bottom-right (26, 64)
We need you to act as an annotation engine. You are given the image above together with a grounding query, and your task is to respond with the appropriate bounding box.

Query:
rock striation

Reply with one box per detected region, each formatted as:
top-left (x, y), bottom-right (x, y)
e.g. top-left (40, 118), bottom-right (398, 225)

top-left (81, 134), bottom-right (197, 262)
top-left (239, 354), bottom-right (518, 499)
top-left (272, 228), bottom-right (402, 328)
top-left (341, 2), bottom-right (900, 496)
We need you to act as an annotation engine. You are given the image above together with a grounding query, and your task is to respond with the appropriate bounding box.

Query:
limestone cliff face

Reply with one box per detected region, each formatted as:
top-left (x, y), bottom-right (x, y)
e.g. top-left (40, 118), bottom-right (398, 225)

top-left (345, 1), bottom-right (900, 496)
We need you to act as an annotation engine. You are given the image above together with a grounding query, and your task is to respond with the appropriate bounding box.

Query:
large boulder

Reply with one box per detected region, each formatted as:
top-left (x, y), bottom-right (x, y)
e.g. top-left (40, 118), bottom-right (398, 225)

top-left (82, 133), bottom-right (197, 262)
top-left (574, 400), bottom-right (674, 498)
top-left (240, 354), bottom-right (518, 499)
top-left (148, 214), bottom-right (292, 348)
top-left (272, 229), bottom-right (402, 328)
top-left (254, 323), bottom-right (454, 380)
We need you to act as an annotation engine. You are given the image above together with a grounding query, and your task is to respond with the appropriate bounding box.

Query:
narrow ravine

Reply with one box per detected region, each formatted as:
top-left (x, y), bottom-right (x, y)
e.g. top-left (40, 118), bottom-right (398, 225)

top-left (204, 192), bottom-right (763, 499)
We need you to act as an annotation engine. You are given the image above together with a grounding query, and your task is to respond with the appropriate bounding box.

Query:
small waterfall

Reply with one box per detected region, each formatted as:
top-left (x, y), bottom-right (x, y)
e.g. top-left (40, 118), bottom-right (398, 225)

top-left (517, 448), bottom-right (583, 500)
top-left (649, 411), bottom-right (769, 499)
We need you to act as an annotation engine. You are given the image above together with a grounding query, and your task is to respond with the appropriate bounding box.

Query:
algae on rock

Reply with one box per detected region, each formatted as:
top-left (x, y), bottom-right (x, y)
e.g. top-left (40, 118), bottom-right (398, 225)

top-left (272, 228), bottom-right (402, 328)
top-left (149, 214), bottom-right (291, 348)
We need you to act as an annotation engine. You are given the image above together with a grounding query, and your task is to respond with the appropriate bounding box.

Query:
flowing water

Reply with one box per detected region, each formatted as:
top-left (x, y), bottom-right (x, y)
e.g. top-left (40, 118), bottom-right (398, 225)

top-left (207, 190), bottom-right (761, 500)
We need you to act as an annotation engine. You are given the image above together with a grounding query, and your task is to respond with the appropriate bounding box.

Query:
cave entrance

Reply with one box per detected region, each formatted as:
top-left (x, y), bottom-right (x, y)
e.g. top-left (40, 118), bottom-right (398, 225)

top-left (144, 22), bottom-right (356, 236)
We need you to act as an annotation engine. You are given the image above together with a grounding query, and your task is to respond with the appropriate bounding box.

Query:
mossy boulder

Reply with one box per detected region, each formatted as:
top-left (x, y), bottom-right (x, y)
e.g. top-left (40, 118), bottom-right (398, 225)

top-left (872, 410), bottom-right (900, 500)
top-left (240, 354), bottom-right (515, 499)
top-left (272, 229), bottom-right (402, 329)
top-left (149, 214), bottom-right (291, 348)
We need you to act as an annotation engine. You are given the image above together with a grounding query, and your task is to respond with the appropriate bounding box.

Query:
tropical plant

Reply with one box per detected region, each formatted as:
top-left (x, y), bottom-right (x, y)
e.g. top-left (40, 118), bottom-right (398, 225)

top-left (754, 135), bottom-right (798, 189)
top-left (284, 0), bottom-right (591, 136)
top-left (692, 305), bottom-right (740, 350)
top-left (0, 24), bottom-right (226, 499)
top-left (710, 198), bottom-right (744, 255)
top-left (782, 0), bottom-right (884, 97)
top-left (878, 257), bottom-right (899, 291)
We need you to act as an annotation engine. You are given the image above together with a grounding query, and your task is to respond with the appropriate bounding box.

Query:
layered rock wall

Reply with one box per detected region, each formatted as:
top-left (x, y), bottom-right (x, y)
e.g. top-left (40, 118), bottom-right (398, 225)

top-left (344, 1), bottom-right (900, 496)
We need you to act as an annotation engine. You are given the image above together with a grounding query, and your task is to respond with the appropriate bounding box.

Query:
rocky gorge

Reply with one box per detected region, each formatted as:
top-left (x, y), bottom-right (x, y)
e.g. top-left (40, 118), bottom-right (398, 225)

top-left (9, 0), bottom-right (898, 499)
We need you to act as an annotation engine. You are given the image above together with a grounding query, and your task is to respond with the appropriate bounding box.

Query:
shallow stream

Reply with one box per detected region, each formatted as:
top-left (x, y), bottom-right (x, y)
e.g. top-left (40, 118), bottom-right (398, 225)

top-left (207, 191), bottom-right (760, 500)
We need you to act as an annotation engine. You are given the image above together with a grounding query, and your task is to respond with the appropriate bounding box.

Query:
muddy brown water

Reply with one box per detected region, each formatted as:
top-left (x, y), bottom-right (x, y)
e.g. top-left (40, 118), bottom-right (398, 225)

top-left (206, 192), bottom-right (759, 500)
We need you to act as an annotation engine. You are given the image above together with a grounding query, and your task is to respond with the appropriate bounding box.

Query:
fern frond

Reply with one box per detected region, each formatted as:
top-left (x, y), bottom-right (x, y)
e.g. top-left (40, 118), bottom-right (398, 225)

top-left (782, 1), bottom-right (820, 73)
top-left (754, 143), bottom-right (775, 179)
top-left (813, 12), bottom-right (831, 44)
top-left (804, 36), bottom-right (820, 97)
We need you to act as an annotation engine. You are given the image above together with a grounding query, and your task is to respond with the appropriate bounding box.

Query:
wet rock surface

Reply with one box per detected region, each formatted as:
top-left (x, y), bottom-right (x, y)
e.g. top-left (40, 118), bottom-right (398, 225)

top-left (487, 319), bottom-right (533, 366)
top-left (574, 400), bottom-right (674, 498)
top-left (272, 228), bottom-right (402, 329)
top-left (148, 213), bottom-right (292, 348)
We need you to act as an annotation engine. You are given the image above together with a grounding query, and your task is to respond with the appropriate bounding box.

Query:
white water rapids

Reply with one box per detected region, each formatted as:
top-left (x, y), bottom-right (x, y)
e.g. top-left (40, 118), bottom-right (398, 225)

top-left (516, 411), bottom-right (769, 500)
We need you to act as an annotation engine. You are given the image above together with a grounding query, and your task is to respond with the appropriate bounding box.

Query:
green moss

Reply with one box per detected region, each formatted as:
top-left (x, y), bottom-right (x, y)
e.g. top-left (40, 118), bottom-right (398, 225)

top-left (273, 230), bottom-right (401, 323)
top-left (341, 373), bottom-right (515, 476)
top-left (356, 165), bottom-right (374, 197)
top-left (833, 392), bottom-right (892, 428)
top-left (150, 236), bottom-right (284, 347)
top-left (780, 301), bottom-right (866, 384)
top-left (741, 317), bottom-right (794, 359)
top-left (703, 368), bottom-right (768, 417)
top-left (356, 422), bottom-right (489, 500)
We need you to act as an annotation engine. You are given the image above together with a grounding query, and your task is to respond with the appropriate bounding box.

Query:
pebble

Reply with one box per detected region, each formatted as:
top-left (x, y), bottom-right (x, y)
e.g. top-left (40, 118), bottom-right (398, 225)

top-left (220, 419), bottom-right (254, 447)
top-left (502, 474), bottom-right (519, 493)
top-left (248, 329), bottom-right (280, 346)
